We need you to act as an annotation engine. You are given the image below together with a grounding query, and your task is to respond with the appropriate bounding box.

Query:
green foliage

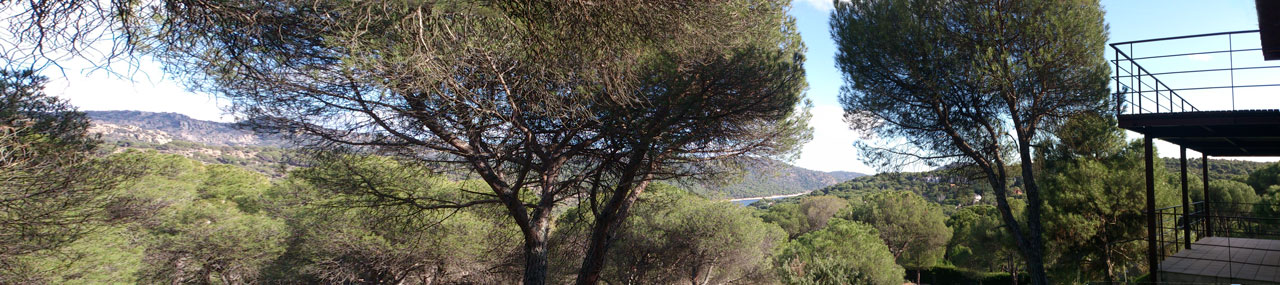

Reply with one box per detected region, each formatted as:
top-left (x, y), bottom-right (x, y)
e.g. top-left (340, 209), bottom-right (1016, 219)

top-left (1256, 186), bottom-right (1280, 225)
top-left (197, 164), bottom-right (271, 213)
top-left (0, 69), bottom-right (144, 282)
top-left (111, 140), bottom-right (303, 177)
top-left (760, 195), bottom-right (849, 238)
top-left (844, 190), bottom-right (952, 270)
top-left (1041, 144), bottom-right (1177, 282)
top-left (140, 200), bottom-right (288, 284)
top-left (16, 151), bottom-right (288, 284)
top-left (775, 218), bottom-right (904, 285)
top-left (908, 265), bottom-right (1027, 285)
top-left (1206, 180), bottom-right (1260, 214)
top-left (809, 170), bottom-right (979, 208)
top-left (552, 183), bottom-right (786, 284)
top-left (14, 226), bottom-right (145, 284)
top-left (948, 205), bottom-right (1022, 278)
top-left (1038, 114), bottom-right (1180, 283)
top-left (265, 155), bottom-right (520, 283)
top-left (0, 69), bottom-right (96, 151)
top-left (1247, 163), bottom-right (1280, 195)
top-left (139, 1), bottom-right (816, 282)
top-left (760, 203), bottom-right (809, 238)
top-left (1162, 158), bottom-right (1269, 183)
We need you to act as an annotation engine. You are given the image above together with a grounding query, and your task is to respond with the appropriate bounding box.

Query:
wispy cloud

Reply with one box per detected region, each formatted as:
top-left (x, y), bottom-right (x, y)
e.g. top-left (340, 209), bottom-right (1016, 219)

top-left (797, 0), bottom-right (835, 12)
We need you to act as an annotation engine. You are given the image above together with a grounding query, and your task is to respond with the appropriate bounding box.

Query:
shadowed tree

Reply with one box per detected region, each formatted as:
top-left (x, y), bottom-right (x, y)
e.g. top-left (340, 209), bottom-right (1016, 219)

top-left (948, 204), bottom-right (1023, 280)
top-left (830, 0), bottom-right (1111, 283)
top-left (0, 69), bottom-right (143, 282)
top-left (552, 183), bottom-right (786, 284)
top-left (266, 155), bottom-right (522, 283)
top-left (1039, 114), bottom-right (1176, 283)
top-left (6, 1), bottom-right (810, 284)
top-left (1246, 163), bottom-right (1280, 195)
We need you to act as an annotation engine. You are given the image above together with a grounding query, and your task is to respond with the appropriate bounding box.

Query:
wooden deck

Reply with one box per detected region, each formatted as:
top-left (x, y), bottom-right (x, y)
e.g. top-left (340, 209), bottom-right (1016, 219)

top-left (1159, 237), bottom-right (1280, 284)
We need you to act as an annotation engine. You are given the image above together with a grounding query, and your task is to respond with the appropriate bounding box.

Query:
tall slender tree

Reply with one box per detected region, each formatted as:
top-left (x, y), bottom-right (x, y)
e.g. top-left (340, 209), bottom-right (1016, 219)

top-left (830, 0), bottom-right (1111, 283)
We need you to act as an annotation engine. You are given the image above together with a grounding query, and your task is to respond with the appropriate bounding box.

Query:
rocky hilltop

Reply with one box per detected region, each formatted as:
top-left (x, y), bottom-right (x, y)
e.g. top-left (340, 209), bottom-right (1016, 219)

top-left (85, 110), bottom-right (865, 197)
top-left (86, 110), bottom-right (287, 147)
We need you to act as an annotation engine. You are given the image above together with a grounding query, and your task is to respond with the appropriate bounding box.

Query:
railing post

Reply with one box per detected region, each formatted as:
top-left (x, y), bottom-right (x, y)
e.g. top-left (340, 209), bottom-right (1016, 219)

top-left (1181, 147), bottom-right (1191, 249)
top-left (1203, 153), bottom-right (1213, 237)
top-left (1145, 136), bottom-right (1159, 282)
top-left (1115, 48), bottom-right (1122, 115)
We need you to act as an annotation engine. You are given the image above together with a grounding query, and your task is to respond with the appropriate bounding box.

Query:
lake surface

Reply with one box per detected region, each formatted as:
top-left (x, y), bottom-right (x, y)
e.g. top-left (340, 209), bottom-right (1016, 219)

top-left (729, 191), bottom-right (811, 206)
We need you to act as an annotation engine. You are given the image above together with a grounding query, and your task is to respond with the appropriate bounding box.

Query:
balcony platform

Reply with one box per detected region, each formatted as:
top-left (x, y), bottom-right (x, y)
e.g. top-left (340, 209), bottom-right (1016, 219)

top-left (1159, 237), bottom-right (1280, 284)
top-left (1117, 110), bottom-right (1280, 156)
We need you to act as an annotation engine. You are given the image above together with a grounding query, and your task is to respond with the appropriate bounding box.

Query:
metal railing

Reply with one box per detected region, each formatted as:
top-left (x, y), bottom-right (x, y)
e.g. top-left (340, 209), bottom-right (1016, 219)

top-left (1152, 201), bottom-right (1206, 260)
top-left (1149, 201), bottom-right (1280, 283)
top-left (1111, 30), bottom-right (1280, 115)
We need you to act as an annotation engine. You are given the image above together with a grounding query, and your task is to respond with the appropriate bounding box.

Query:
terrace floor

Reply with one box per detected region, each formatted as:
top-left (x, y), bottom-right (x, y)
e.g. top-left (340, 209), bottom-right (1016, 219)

top-left (1159, 237), bottom-right (1280, 284)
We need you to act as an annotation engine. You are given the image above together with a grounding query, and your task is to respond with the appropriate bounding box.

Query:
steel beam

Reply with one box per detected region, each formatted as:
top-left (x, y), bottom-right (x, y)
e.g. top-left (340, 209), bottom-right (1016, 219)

top-left (1203, 153), bottom-right (1212, 237)
top-left (1181, 147), bottom-right (1191, 249)
top-left (1145, 136), bottom-right (1159, 282)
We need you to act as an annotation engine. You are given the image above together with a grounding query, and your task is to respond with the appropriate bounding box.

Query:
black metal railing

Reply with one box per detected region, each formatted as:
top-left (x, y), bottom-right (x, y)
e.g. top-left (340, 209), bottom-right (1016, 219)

top-left (1151, 201), bottom-right (1280, 276)
top-left (1152, 201), bottom-right (1203, 260)
top-left (1111, 30), bottom-right (1280, 115)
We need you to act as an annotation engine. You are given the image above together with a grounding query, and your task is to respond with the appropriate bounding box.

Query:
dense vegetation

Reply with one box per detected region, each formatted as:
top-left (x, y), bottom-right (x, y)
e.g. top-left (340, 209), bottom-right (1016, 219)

top-left (8, 0), bottom-right (1280, 284)
top-left (9, 70), bottom-right (1280, 285)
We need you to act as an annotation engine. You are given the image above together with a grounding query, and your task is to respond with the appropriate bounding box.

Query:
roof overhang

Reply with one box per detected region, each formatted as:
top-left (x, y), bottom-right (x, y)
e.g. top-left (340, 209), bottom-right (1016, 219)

top-left (1119, 110), bottom-right (1280, 156)
top-left (1259, 0), bottom-right (1280, 60)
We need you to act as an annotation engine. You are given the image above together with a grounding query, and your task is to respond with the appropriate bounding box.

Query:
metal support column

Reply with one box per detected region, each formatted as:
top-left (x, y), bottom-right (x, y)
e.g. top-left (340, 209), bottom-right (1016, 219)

top-left (1203, 153), bottom-right (1212, 237)
top-left (1181, 147), bottom-right (1191, 249)
top-left (1145, 136), bottom-right (1159, 282)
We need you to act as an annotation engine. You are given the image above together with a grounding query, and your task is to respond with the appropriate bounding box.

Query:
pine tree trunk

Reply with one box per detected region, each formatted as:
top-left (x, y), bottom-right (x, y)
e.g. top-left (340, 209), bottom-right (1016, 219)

top-left (575, 178), bottom-right (651, 285)
top-left (522, 227), bottom-right (550, 285)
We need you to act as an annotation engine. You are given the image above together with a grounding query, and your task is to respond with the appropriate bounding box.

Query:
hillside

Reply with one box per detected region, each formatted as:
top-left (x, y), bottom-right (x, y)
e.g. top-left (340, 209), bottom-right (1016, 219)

top-left (86, 110), bottom-right (288, 147)
top-left (750, 157), bottom-right (1277, 209)
top-left (86, 110), bottom-right (860, 198)
top-left (1161, 157), bottom-right (1270, 180)
top-left (682, 161), bottom-right (865, 198)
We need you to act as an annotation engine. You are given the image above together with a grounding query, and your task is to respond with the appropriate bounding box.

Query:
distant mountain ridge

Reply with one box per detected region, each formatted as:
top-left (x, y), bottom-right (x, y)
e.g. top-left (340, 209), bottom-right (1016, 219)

top-left (86, 110), bottom-right (288, 147)
top-left (86, 110), bottom-right (866, 197)
top-left (685, 161), bottom-right (866, 199)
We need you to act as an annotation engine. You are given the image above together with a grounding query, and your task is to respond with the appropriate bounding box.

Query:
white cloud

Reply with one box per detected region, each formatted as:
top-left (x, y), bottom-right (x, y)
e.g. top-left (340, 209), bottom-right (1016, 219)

top-left (43, 61), bottom-right (232, 122)
top-left (792, 104), bottom-right (877, 174)
top-left (796, 0), bottom-right (835, 12)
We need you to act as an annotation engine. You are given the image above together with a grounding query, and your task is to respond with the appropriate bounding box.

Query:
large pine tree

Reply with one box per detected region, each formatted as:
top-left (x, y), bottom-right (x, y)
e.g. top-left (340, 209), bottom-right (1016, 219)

top-left (830, 0), bottom-right (1111, 283)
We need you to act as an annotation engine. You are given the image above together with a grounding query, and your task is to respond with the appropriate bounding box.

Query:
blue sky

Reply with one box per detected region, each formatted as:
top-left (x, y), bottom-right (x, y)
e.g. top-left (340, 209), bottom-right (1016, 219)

top-left (46, 0), bottom-right (1273, 174)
